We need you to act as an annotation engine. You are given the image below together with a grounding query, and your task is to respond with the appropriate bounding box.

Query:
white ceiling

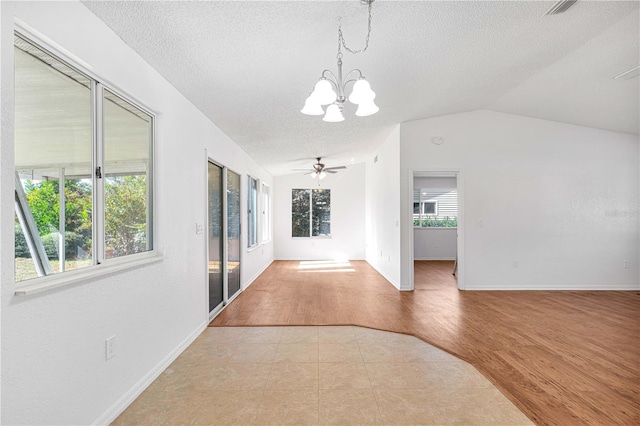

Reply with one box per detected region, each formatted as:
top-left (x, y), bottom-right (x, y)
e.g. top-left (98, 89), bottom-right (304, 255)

top-left (82, 0), bottom-right (639, 176)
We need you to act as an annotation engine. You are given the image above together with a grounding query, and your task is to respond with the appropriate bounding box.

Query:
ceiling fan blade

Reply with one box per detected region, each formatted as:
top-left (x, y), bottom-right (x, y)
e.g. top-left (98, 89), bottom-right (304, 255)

top-left (303, 171), bottom-right (315, 175)
top-left (326, 170), bottom-right (338, 174)
top-left (324, 166), bottom-right (347, 170)
top-left (292, 169), bottom-right (312, 171)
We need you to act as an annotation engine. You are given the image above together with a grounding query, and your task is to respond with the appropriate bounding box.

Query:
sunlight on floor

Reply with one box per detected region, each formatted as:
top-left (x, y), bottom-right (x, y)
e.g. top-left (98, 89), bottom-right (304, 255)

top-left (297, 260), bottom-right (355, 273)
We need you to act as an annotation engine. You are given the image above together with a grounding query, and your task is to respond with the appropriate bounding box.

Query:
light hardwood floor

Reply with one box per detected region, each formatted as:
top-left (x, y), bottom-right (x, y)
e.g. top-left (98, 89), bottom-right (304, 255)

top-left (211, 260), bottom-right (640, 426)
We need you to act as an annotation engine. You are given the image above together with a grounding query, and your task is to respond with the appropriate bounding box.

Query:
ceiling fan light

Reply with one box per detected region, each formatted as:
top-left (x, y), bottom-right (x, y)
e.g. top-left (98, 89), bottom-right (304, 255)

top-left (311, 79), bottom-right (337, 105)
top-left (319, 171), bottom-right (327, 180)
top-left (355, 99), bottom-right (379, 117)
top-left (301, 96), bottom-right (324, 115)
top-left (349, 78), bottom-right (375, 104)
top-left (323, 104), bottom-right (345, 122)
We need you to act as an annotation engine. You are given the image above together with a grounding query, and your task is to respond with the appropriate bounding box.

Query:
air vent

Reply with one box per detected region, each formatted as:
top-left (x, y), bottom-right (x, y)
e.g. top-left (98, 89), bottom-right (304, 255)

top-left (543, 0), bottom-right (578, 16)
top-left (613, 65), bottom-right (640, 81)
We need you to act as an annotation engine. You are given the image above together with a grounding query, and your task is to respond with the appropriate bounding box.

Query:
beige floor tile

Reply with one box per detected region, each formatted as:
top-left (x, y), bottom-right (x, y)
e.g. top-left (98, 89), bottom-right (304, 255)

top-left (366, 362), bottom-right (442, 389)
top-left (275, 343), bottom-right (319, 362)
top-left (197, 362), bottom-right (272, 390)
top-left (266, 363), bottom-right (319, 389)
top-left (319, 342), bottom-right (363, 363)
top-left (319, 362), bottom-right (372, 389)
top-left (204, 327), bottom-right (247, 342)
top-left (194, 389), bottom-right (262, 425)
top-left (374, 388), bottom-right (441, 425)
top-left (254, 389), bottom-right (319, 425)
top-left (318, 326), bottom-right (356, 343)
top-left (280, 326), bottom-right (319, 343)
top-left (114, 327), bottom-right (532, 426)
top-left (242, 326), bottom-right (283, 343)
top-left (491, 403), bottom-right (535, 425)
top-left (319, 388), bottom-right (382, 424)
top-left (227, 343), bottom-right (278, 363)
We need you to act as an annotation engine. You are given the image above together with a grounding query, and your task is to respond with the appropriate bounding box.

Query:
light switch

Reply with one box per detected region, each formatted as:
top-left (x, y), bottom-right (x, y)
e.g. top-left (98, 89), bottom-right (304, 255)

top-left (196, 222), bottom-right (204, 234)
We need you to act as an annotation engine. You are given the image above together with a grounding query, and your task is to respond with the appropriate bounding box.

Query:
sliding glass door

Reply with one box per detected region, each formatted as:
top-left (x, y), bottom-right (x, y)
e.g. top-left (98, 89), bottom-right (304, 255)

top-left (207, 160), bottom-right (242, 317)
top-left (207, 162), bottom-right (224, 314)
top-left (227, 169), bottom-right (241, 300)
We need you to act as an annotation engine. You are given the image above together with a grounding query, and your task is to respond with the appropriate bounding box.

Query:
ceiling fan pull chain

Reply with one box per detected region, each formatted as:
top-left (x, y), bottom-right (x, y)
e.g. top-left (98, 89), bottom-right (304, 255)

top-left (337, 0), bottom-right (373, 56)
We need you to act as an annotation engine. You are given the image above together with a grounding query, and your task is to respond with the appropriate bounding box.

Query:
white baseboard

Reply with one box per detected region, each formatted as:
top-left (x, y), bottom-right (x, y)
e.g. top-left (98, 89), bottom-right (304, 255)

top-left (365, 259), bottom-right (400, 290)
top-left (242, 259), bottom-right (273, 291)
top-left (464, 283), bottom-right (640, 290)
top-left (93, 320), bottom-right (208, 425)
top-left (414, 257), bottom-right (456, 261)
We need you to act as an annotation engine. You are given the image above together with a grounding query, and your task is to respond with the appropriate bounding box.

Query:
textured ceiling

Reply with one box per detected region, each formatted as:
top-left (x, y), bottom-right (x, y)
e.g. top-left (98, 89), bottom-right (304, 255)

top-left (82, 0), bottom-right (639, 176)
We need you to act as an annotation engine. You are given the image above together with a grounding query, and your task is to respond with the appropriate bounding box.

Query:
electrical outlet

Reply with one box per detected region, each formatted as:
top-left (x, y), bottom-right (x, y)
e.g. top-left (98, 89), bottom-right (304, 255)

top-left (512, 260), bottom-right (519, 269)
top-left (105, 336), bottom-right (116, 360)
top-left (624, 260), bottom-right (630, 269)
top-left (477, 219), bottom-right (484, 228)
top-left (195, 222), bottom-right (204, 235)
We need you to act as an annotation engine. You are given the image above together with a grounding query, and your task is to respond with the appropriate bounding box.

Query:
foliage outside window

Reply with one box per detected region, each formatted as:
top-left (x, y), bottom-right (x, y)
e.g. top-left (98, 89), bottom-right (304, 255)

top-left (14, 33), bottom-right (154, 283)
top-left (413, 189), bottom-right (457, 228)
top-left (292, 189), bottom-right (331, 237)
top-left (247, 176), bottom-right (258, 248)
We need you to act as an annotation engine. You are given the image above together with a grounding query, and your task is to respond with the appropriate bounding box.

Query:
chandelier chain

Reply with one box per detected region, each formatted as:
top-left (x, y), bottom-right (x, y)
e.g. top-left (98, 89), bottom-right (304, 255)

top-left (337, 0), bottom-right (373, 56)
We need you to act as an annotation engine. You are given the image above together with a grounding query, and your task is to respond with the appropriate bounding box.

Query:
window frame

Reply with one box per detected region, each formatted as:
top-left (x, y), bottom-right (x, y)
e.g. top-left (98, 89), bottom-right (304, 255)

top-left (260, 182), bottom-right (271, 244)
top-left (291, 188), bottom-right (331, 238)
top-left (13, 28), bottom-right (159, 295)
top-left (247, 175), bottom-right (258, 249)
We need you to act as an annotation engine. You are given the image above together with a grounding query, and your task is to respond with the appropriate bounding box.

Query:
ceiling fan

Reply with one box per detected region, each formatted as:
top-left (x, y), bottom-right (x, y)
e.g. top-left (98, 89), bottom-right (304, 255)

top-left (293, 157), bottom-right (347, 180)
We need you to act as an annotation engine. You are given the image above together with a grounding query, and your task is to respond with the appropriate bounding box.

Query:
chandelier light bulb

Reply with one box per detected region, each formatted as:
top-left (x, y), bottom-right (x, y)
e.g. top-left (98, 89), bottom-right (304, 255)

top-left (355, 99), bottom-right (379, 117)
top-left (312, 79), bottom-right (337, 105)
top-left (301, 96), bottom-right (324, 115)
top-left (323, 104), bottom-right (345, 122)
top-left (348, 78), bottom-right (375, 105)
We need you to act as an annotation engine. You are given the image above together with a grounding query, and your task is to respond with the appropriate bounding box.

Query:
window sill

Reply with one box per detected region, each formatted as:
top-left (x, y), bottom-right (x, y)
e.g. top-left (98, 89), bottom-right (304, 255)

top-left (14, 252), bottom-right (163, 296)
top-left (247, 244), bottom-right (259, 253)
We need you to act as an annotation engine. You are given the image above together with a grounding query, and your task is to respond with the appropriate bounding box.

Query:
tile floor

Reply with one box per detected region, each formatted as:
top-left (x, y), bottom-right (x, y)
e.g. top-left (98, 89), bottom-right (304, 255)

top-left (113, 326), bottom-right (533, 425)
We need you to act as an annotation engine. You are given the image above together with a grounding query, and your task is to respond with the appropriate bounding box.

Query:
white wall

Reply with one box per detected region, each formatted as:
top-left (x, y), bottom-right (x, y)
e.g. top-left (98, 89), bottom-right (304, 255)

top-left (0, 2), bottom-right (273, 424)
top-left (365, 126), bottom-right (402, 288)
top-left (413, 176), bottom-right (456, 189)
top-left (414, 228), bottom-right (457, 260)
top-left (401, 110), bottom-right (639, 290)
top-left (273, 162), bottom-right (365, 260)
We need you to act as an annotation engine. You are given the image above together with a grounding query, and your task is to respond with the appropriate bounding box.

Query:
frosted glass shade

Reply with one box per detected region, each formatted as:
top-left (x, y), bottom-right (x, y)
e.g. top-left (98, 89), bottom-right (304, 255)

top-left (323, 104), bottom-right (345, 122)
top-left (319, 171), bottom-right (327, 180)
top-left (301, 97), bottom-right (324, 115)
top-left (355, 100), bottom-right (379, 117)
top-left (348, 78), bottom-right (375, 104)
top-left (311, 79), bottom-right (337, 105)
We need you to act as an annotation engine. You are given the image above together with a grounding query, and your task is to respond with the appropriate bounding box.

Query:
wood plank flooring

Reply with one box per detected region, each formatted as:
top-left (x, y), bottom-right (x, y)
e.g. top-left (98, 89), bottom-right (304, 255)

top-left (210, 260), bottom-right (640, 425)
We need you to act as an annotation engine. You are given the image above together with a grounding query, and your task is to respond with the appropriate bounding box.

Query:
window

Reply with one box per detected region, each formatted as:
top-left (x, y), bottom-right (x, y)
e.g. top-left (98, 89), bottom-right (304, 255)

top-left (247, 176), bottom-right (258, 248)
top-left (413, 189), bottom-right (457, 228)
top-left (261, 182), bottom-right (271, 243)
top-left (14, 33), bottom-right (154, 283)
top-left (292, 189), bottom-right (331, 237)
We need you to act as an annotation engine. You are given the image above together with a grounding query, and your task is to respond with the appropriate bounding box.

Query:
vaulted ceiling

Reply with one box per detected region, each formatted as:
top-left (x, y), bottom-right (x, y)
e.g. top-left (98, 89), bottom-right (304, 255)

top-left (83, 1), bottom-right (639, 175)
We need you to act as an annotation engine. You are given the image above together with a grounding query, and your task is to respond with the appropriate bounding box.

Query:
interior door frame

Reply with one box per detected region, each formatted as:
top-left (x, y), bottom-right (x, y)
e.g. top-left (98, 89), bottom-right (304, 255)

top-left (409, 169), bottom-right (465, 291)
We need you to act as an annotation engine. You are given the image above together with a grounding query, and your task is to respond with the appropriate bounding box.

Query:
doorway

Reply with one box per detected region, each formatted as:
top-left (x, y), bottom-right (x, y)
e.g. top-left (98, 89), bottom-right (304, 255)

top-left (412, 171), bottom-right (462, 290)
top-left (207, 159), bottom-right (242, 319)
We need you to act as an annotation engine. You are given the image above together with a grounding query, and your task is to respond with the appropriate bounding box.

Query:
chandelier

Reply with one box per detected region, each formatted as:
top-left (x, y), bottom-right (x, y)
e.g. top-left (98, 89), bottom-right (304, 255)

top-left (301, 0), bottom-right (378, 122)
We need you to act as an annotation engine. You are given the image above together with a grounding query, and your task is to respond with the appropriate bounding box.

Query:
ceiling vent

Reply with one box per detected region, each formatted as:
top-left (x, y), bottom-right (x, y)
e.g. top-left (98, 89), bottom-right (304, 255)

top-left (543, 0), bottom-right (578, 16)
top-left (613, 65), bottom-right (640, 81)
